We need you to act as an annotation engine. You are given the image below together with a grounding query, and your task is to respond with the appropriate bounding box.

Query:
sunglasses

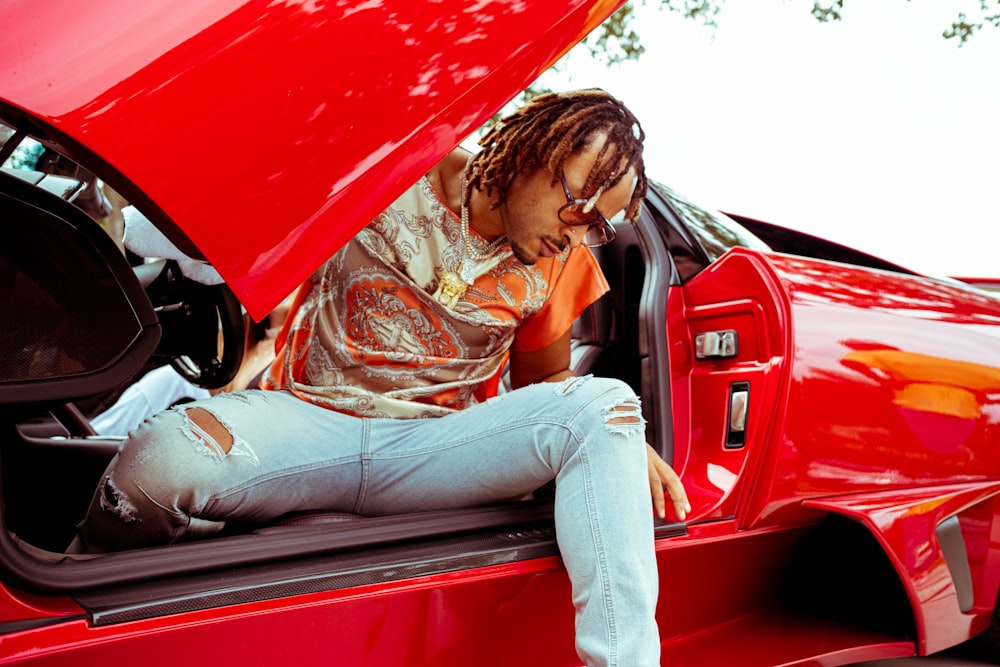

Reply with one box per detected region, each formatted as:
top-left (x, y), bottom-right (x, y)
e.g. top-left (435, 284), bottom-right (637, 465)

top-left (558, 171), bottom-right (616, 247)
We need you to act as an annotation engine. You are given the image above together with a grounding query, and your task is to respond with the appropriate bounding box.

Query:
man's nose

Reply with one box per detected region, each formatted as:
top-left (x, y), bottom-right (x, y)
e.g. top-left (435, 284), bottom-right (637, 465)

top-left (562, 223), bottom-right (586, 249)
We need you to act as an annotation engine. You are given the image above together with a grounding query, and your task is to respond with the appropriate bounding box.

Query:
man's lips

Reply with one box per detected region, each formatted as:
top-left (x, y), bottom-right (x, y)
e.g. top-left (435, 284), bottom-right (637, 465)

top-left (539, 238), bottom-right (563, 258)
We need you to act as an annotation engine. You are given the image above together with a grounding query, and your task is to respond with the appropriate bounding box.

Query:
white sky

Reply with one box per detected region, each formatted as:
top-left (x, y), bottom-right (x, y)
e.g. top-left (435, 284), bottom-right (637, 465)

top-left (537, 0), bottom-right (1000, 279)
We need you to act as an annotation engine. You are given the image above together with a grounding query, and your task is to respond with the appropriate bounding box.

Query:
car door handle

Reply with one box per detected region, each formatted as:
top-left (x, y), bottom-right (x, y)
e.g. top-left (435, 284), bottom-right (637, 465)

top-left (726, 382), bottom-right (749, 448)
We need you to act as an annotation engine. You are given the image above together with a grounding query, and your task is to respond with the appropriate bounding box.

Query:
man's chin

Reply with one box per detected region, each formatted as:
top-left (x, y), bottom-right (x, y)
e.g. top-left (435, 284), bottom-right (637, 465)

top-left (510, 242), bottom-right (537, 266)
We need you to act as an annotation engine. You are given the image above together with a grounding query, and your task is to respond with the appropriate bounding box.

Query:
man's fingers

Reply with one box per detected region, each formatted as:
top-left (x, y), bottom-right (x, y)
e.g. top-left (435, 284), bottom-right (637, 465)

top-left (649, 469), bottom-right (667, 519)
top-left (646, 444), bottom-right (691, 521)
top-left (663, 471), bottom-right (691, 521)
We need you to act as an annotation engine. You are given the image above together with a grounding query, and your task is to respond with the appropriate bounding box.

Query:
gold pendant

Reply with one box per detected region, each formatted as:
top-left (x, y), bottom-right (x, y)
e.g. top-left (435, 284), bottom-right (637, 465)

top-left (433, 263), bottom-right (470, 308)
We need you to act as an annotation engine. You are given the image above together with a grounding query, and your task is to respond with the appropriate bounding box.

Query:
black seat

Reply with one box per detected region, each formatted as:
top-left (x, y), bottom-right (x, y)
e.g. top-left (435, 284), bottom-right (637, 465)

top-left (569, 291), bottom-right (613, 375)
top-left (496, 245), bottom-right (615, 393)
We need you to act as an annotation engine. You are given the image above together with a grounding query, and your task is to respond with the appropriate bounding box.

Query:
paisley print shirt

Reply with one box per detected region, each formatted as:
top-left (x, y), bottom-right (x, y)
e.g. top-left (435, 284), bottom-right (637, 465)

top-left (263, 177), bottom-right (608, 419)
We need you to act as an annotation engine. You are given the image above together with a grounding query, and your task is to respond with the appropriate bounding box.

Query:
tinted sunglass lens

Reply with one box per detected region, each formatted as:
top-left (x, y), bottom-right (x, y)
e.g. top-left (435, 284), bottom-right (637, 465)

top-left (560, 203), bottom-right (595, 225)
top-left (584, 224), bottom-right (615, 247)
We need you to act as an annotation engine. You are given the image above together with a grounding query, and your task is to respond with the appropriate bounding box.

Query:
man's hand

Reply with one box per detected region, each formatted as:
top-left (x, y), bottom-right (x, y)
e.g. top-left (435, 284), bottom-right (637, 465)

top-left (646, 444), bottom-right (690, 521)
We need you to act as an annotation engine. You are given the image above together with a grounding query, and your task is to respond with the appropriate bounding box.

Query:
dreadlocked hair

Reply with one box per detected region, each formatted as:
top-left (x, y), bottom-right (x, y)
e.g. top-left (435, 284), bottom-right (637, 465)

top-left (466, 89), bottom-right (648, 222)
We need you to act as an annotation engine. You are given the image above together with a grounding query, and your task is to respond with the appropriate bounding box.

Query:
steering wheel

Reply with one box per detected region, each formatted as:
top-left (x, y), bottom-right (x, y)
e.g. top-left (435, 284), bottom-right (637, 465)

top-left (136, 259), bottom-right (245, 390)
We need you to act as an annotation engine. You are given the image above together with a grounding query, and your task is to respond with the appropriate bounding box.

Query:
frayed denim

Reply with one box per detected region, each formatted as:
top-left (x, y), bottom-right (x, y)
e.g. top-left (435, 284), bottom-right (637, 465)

top-left (71, 376), bottom-right (659, 666)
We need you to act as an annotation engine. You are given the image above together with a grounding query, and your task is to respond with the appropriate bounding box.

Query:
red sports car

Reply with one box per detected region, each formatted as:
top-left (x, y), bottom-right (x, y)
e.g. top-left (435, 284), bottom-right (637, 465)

top-left (2, 1), bottom-right (1000, 665)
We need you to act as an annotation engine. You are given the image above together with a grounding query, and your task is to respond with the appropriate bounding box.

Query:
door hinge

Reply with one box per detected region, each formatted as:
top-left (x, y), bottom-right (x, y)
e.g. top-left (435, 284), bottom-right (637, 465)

top-left (695, 329), bottom-right (738, 359)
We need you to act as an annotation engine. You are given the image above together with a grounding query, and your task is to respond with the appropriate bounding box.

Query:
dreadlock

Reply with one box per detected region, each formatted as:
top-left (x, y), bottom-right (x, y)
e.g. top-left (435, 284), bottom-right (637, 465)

top-left (466, 89), bottom-right (648, 222)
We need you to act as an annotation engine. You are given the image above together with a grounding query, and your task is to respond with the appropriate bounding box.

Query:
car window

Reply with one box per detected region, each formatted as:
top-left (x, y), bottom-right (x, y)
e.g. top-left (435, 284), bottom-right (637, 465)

top-left (1, 125), bottom-right (46, 171)
top-left (1, 128), bottom-right (91, 202)
top-left (650, 181), bottom-right (769, 262)
top-left (1, 119), bottom-right (126, 251)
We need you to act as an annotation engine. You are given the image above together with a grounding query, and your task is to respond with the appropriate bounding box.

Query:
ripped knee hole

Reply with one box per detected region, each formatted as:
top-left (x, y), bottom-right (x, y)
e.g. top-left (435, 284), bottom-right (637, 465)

top-left (99, 476), bottom-right (140, 522)
top-left (605, 403), bottom-right (643, 425)
top-left (178, 405), bottom-right (260, 466)
top-left (185, 406), bottom-right (235, 455)
top-left (602, 398), bottom-right (646, 435)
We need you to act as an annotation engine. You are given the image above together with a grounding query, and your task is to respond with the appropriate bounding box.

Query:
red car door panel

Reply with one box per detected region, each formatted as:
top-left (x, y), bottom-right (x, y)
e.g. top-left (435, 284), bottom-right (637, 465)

top-left (667, 247), bottom-right (793, 523)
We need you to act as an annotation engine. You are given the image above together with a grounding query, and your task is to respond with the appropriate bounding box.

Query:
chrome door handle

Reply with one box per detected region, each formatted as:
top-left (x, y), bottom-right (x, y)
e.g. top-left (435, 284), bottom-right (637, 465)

top-left (726, 382), bottom-right (749, 448)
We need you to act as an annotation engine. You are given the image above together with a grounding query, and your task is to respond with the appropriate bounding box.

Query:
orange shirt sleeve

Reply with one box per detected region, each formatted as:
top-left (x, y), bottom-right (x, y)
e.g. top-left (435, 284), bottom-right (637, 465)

top-left (510, 246), bottom-right (609, 353)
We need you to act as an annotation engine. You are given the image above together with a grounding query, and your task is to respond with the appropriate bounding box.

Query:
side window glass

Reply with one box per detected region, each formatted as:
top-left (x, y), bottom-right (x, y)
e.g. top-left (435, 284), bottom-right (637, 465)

top-left (1, 127), bottom-right (46, 171)
top-left (651, 181), bottom-right (769, 262)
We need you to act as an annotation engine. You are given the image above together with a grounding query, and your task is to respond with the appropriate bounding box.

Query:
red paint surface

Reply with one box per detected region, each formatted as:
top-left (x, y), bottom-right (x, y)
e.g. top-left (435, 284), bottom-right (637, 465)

top-left (1, 0), bottom-right (623, 319)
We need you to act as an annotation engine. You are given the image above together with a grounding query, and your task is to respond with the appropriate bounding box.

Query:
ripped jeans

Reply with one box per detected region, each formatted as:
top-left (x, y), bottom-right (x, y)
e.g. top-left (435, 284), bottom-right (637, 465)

top-left (70, 376), bottom-right (659, 667)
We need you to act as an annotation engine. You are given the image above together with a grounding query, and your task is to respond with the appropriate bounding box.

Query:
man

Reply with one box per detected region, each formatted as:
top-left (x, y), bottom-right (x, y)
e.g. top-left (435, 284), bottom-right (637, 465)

top-left (71, 89), bottom-right (690, 667)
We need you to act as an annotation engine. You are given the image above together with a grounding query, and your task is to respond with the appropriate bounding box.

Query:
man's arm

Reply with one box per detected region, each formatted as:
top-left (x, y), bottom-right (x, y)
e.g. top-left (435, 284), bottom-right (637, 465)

top-left (508, 328), bottom-right (574, 389)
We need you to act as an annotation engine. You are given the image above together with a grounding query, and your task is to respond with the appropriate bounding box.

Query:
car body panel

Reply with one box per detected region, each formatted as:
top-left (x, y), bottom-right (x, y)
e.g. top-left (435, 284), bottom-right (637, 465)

top-left (0, 521), bottom-right (919, 667)
top-left (805, 482), bottom-right (1000, 655)
top-left (666, 248), bottom-right (793, 523)
top-left (666, 244), bottom-right (1000, 653)
top-left (654, 520), bottom-right (916, 665)
top-left (1, 558), bottom-right (583, 667)
top-left (749, 254), bottom-right (1000, 525)
top-left (0, 0), bottom-right (622, 319)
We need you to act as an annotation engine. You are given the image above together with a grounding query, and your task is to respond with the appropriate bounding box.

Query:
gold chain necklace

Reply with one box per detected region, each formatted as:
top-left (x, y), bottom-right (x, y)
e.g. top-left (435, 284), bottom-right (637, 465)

top-left (433, 169), bottom-right (508, 308)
